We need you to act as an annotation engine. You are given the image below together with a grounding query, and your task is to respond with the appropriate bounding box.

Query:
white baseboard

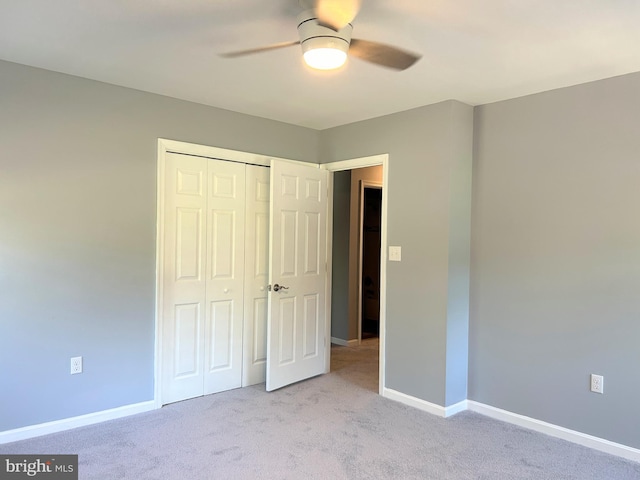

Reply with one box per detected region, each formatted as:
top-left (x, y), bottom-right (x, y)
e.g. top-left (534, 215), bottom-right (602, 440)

top-left (0, 400), bottom-right (157, 445)
top-left (3, 391), bottom-right (638, 465)
top-left (467, 401), bottom-right (640, 463)
top-left (331, 337), bottom-right (359, 347)
top-left (382, 388), bottom-right (466, 418)
top-left (381, 389), bottom-right (640, 463)
top-left (444, 399), bottom-right (468, 417)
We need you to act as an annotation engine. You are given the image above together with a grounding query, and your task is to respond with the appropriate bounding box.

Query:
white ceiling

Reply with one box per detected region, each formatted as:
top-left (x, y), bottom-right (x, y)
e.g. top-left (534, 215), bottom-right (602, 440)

top-left (2, 0), bottom-right (640, 129)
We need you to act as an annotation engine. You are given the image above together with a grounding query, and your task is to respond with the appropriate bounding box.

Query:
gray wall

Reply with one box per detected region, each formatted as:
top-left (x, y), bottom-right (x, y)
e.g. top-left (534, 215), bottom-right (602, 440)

top-left (320, 101), bottom-right (474, 407)
top-left (3, 55), bottom-right (637, 452)
top-left (470, 72), bottom-right (640, 448)
top-left (330, 170), bottom-right (351, 341)
top-left (0, 60), bottom-right (318, 431)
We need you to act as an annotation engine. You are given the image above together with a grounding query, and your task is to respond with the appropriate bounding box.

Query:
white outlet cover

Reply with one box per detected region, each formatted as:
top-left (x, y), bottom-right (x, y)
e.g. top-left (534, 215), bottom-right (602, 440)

top-left (590, 374), bottom-right (603, 394)
top-left (389, 246), bottom-right (402, 262)
top-left (71, 356), bottom-right (83, 375)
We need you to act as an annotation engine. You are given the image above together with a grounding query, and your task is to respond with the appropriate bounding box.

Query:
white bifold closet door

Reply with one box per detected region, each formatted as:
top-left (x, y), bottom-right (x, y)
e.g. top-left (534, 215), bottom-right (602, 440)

top-left (161, 153), bottom-right (328, 404)
top-left (162, 153), bottom-right (268, 404)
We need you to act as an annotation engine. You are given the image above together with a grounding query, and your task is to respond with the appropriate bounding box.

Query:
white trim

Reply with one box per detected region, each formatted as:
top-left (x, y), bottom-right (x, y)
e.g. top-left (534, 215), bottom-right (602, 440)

top-left (158, 138), bottom-right (303, 167)
top-left (467, 401), bottom-right (640, 463)
top-left (154, 140), bottom-right (167, 409)
top-left (331, 337), bottom-right (359, 347)
top-left (382, 388), bottom-right (464, 418)
top-left (378, 159), bottom-right (388, 396)
top-left (0, 401), bottom-right (156, 445)
top-left (322, 154), bottom-right (389, 396)
top-left (383, 388), bottom-right (446, 417)
top-left (320, 154), bottom-right (388, 172)
top-left (383, 391), bottom-right (640, 462)
top-left (383, 388), bottom-right (466, 418)
top-left (324, 173), bottom-right (334, 374)
top-left (445, 399), bottom-right (469, 417)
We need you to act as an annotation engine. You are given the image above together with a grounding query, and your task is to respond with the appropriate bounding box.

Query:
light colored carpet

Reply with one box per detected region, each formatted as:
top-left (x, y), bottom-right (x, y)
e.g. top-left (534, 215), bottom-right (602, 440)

top-left (2, 339), bottom-right (639, 479)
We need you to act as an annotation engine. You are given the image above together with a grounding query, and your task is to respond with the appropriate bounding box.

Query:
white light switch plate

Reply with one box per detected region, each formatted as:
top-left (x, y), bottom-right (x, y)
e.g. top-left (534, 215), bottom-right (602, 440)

top-left (389, 246), bottom-right (402, 262)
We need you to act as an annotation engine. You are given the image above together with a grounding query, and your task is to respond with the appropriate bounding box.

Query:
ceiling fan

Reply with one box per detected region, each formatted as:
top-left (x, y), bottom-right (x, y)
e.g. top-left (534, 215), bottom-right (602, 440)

top-left (220, 0), bottom-right (421, 71)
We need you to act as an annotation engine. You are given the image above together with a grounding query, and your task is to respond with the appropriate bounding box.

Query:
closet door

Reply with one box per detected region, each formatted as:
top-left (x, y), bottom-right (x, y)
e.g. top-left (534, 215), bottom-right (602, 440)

top-left (243, 165), bottom-right (270, 386)
top-left (266, 160), bottom-right (329, 391)
top-left (162, 153), bottom-right (208, 404)
top-left (203, 159), bottom-right (246, 395)
top-left (162, 154), bottom-right (246, 403)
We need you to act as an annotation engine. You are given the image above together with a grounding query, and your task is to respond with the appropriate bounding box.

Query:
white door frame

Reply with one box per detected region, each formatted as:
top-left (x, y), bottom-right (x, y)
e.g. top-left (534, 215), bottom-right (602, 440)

top-left (155, 138), bottom-right (325, 407)
top-left (321, 154), bottom-right (389, 395)
top-left (357, 180), bottom-right (383, 344)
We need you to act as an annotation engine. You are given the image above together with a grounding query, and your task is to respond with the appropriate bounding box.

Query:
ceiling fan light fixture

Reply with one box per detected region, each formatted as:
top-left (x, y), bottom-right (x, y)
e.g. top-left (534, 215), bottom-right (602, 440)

top-left (220, 6), bottom-right (421, 73)
top-left (302, 40), bottom-right (348, 70)
top-left (298, 10), bottom-right (352, 70)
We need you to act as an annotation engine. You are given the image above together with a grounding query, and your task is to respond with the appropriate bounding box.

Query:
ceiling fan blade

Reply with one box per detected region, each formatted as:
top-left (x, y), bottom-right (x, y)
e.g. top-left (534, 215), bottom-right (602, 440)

top-left (220, 41), bottom-right (300, 58)
top-left (315, 0), bottom-right (361, 31)
top-left (349, 39), bottom-right (421, 71)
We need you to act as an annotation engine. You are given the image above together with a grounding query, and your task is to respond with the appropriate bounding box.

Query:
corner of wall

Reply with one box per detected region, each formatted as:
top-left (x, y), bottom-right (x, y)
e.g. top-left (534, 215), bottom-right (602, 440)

top-left (444, 99), bottom-right (474, 407)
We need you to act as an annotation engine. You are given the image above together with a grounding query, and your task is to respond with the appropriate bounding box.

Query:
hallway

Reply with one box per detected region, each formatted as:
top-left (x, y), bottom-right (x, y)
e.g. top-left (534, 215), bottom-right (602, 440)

top-left (330, 338), bottom-right (379, 392)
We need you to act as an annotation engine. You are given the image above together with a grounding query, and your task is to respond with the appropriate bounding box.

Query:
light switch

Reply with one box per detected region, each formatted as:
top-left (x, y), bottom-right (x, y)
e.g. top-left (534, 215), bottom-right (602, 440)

top-left (389, 246), bottom-right (402, 262)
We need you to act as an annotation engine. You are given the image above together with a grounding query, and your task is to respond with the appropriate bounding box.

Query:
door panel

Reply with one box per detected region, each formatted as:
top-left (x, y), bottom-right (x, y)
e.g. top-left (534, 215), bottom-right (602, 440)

top-left (162, 153), bottom-right (207, 404)
top-left (278, 297), bottom-right (296, 364)
top-left (174, 303), bottom-right (201, 377)
top-left (175, 209), bottom-right (202, 280)
top-left (279, 211), bottom-right (298, 276)
top-left (304, 212), bottom-right (320, 274)
top-left (204, 159), bottom-right (245, 395)
top-left (210, 211), bottom-right (236, 278)
top-left (208, 299), bottom-right (233, 370)
top-left (303, 294), bottom-right (319, 358)
top-left (242, 165), bottom-right (270, 386)
top-left (252, 298), bottom-right (268, 362)
top-left (267, 160), bottom-right (328, 391)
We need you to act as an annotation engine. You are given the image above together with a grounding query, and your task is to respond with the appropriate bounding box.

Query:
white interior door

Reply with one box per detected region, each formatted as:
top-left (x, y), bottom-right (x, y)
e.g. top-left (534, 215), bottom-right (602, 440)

top-left (242, 165), bottom-right (270, 386)
top-left (203, 159), bottom-right (246, 395)
top-left (162, 153), bottom-right (208, 404)
top-left (266, 160), bottom-right (329, 391)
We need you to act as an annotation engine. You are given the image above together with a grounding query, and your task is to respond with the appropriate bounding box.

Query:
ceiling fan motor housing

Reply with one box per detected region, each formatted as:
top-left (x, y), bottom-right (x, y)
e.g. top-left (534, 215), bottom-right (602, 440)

top-left (297, 10), bottom-right (353, 57)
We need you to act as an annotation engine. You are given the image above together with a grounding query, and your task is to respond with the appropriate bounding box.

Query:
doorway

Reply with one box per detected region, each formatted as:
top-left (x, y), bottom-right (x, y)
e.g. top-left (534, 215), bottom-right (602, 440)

top-left (323, 155), bottom-right (388, 395)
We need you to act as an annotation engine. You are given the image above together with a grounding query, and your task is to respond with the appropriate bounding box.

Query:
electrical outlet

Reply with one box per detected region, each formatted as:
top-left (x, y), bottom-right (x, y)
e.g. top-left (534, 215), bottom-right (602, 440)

top-left (70, 356), bottom-right (83, 375)
top-left (389, 246), bottom-right (402, 262)
top-left (590, 374), bottom-right (603, 394)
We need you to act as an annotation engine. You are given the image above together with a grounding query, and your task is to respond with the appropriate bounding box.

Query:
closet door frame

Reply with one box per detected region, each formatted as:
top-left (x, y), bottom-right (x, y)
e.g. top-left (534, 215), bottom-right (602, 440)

top-left (155, 138), bottom-right (328, 406)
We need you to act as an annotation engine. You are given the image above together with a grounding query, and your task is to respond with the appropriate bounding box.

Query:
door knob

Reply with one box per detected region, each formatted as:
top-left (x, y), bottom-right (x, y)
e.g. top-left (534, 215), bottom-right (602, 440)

top-left (223, 288), bottom-right (229, 294)
top-left (272, 284), bottom-right (289, 292)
